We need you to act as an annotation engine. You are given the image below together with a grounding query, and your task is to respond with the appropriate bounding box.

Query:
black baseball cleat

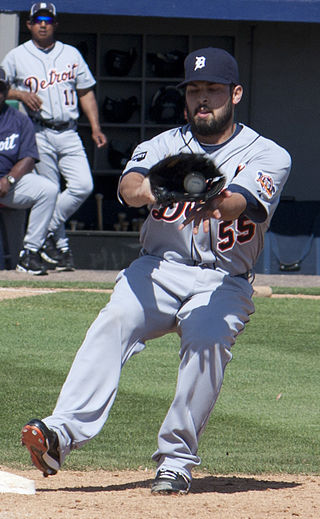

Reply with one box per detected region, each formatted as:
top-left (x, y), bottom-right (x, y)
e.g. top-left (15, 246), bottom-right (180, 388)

top-left (151, 469), bottom-right (191, 494)
top-left (16, 249), bottom-right (48, 276)
top-left (40, 234), bottom-right (60, 265)
top-left (56, 248), bottom-right (75, 271)
top-left (21, 419), bottom-right (60, 477)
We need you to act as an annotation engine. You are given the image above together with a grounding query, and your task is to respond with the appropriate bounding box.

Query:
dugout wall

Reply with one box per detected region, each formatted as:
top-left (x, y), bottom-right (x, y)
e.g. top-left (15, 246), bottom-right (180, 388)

top-left (0, 7), bottom-right (319, 272)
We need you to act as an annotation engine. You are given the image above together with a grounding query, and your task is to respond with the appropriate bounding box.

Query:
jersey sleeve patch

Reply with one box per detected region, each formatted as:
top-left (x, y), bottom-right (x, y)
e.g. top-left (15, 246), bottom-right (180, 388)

top-left (132, 151), bottom-right (147, 162)
top-left (256, 171), bottom-right (276, 199)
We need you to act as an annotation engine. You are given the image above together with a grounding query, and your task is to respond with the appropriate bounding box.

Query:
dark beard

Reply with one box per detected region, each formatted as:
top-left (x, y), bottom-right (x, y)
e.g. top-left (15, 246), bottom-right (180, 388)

top-left (186, 97), bottom-right (233, 137)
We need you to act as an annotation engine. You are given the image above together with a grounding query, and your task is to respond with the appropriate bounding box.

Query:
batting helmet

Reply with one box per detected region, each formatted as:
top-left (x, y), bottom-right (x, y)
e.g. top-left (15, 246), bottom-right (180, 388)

top-left (102, 95), bottom-right (138, 123)
top-left (149, 86), bottom-right (185, 124)
top-left (147, 50), bottom-right (186, 77)
top-left (105, 48), bottom-right (137, 76)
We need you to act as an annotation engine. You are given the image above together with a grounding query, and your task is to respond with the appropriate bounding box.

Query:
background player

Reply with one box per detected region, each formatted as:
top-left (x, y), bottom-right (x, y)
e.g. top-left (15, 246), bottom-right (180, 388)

top-left (0, 66), bottom-right (58, 275)
top-left (21, 48), bottom-right (291, 492)
top-left (1, 2), bottom-right (107, 271)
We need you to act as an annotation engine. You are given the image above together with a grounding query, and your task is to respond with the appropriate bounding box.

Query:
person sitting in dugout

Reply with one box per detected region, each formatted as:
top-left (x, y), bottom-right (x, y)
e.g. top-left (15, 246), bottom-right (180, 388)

top-left (0, 67), bottom-right (58, 275)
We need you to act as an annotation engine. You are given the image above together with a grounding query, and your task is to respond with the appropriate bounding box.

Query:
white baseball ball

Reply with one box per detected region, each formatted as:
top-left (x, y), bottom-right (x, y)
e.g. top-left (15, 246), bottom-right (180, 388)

top-left (183, 172), bottom-right (206, 194)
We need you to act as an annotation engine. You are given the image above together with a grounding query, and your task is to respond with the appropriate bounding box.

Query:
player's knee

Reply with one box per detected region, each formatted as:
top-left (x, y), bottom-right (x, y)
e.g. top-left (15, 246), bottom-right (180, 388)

top-left (46, 181), bottom-right (60, 201)
top-left (82, 179), bottom-right (94, 197)
top-left (37, 178), bottom-right (59, 201)
top-left (71, 178), bottom-right (93, 199)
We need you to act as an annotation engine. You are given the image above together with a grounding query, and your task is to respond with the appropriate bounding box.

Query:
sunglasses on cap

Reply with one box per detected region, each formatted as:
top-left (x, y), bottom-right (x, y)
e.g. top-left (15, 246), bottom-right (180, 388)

top-left (31, 15), bottom-right (55, 24)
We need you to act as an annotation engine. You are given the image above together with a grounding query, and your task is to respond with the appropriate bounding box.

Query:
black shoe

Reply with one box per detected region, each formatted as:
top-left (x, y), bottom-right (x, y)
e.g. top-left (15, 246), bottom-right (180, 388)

top-left (16, 249), bottom-right (47, 276)
top-left (56, 248), bottom-right (75, 271)
top-left (21, 419), bottom-right (60, 477)
top-left (151, 469), bottom-right (191, 494)
top-left (40, 234), bottom-right (60, 265)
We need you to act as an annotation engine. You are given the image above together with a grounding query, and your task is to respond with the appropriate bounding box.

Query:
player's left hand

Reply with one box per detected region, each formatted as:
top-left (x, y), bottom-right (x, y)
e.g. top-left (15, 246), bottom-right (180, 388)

top-left (179, 189), bottom-right (232, 234)
top-left (92, 129), bottom-right (107, 148)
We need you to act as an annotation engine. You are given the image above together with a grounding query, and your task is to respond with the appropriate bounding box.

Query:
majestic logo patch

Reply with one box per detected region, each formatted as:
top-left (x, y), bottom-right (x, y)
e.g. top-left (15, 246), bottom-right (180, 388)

top-left (194, 56), bottom-right (206, 71)
top-left (132, 151), bottom-right (147, 162)
top-left (256, 171), bottom-right (275, 198)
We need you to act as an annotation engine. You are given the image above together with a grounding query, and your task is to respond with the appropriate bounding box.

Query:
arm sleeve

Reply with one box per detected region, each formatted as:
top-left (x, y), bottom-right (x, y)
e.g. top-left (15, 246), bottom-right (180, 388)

top-left (117, 138), bottom-right (166, 204)
top-left (229, 144), bottom-right (291, 222)
top-left (228, 184), bottom-right (267, 223)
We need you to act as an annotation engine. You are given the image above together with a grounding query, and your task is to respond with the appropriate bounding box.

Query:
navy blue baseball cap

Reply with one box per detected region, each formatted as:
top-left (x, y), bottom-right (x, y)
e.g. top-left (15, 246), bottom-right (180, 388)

top-left (30, 2), bottom-right (57, 17)
top-left (178, 47), bottom-right (239, 87)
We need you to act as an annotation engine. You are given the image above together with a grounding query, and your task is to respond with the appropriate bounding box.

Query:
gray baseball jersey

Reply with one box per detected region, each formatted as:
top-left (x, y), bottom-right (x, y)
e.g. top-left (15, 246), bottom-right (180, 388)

top-left (2, 40), bottom-right (95, 123)
top-left (121, 123), bottom-right (291, 276)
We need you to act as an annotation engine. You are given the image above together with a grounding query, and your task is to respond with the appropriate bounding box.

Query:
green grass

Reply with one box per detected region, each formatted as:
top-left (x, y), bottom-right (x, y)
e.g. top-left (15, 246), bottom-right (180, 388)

top-left (271, 286), bottom-right (320, 296)
top-left (0, 292), bottom-right (319, 476)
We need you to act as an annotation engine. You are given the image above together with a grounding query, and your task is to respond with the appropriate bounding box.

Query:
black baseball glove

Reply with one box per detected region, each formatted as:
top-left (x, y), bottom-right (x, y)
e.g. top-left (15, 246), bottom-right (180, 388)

top-left (148, 153), bottom-right (226, 207)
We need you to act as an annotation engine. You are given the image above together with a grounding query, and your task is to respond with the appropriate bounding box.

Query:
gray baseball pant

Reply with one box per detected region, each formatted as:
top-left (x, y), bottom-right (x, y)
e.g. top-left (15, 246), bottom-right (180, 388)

top-left (44, 256), bottom-right (254, 480)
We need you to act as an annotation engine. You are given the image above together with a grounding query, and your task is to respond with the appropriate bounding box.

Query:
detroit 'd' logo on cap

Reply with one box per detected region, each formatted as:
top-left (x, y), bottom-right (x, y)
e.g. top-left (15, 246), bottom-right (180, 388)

top-left (194, 56), bottom-right (206, 71)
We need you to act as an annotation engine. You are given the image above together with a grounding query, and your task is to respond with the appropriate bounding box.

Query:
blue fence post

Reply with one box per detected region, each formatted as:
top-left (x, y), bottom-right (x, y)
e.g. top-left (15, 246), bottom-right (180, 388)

top-left (262, 231), bottom-right (271, 274)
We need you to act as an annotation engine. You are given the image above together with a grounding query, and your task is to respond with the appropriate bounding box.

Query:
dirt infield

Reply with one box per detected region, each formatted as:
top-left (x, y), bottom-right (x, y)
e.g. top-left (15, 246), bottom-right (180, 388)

top-left (0, 286), bottom-right (113, 300)
top-left (1, 467), bottom-right (319, 519)
top-left (0, 269), bottom-right (320, 287)
top-left (0, 284), bottom-right (320, 301)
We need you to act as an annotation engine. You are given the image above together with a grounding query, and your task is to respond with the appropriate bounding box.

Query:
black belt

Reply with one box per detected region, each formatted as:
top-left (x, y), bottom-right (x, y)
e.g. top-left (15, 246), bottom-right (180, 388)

top-left (193, 261), bottom-right (253, 281)
top-left (32, 119), bottom-right (73, 131)
top-left (236, 270), bottom-right (255, 283)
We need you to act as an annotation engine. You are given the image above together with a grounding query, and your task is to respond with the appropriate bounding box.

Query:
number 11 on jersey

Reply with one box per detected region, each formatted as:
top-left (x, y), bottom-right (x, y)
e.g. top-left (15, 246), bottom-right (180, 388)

top-left (63, 89), bottom-right (75, 106)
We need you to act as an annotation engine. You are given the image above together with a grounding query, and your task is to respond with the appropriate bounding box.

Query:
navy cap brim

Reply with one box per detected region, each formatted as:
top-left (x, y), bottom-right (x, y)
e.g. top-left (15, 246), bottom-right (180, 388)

top-left (178, 75), bottom-right (235, 88)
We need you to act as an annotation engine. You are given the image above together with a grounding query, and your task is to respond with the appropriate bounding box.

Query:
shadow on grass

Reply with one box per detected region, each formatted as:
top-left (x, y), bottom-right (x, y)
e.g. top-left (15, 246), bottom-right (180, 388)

top-left (38, 475), bottom-right (301, 494)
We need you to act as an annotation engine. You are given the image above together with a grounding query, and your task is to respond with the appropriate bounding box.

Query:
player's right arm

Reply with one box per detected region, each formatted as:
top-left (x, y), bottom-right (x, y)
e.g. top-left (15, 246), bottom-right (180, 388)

top-left (119, 132), bottom-right (173, 207)
top-left (1, 51), bottom-right (42, 111)
top-left (119, 172), bottom-right (156, 208)
top-left (6, 89), bottom-right (42, 112)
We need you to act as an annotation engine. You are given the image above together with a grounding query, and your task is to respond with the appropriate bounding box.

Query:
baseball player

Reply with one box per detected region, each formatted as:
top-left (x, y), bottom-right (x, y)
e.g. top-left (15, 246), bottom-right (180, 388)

top-left (21, 48), bottom-right (291, 492)
top-left (1, 2), bottom-right (107, 271)
top-left (0, 66), bottom-right (58, 275)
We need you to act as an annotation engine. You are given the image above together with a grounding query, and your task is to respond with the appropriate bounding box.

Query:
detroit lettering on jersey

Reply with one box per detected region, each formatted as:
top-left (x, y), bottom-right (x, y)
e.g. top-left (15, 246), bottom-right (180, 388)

top-left (0, 133), bottom-right (19, 151)
top-left (25, 64), bottom-right (78, 93)
top-left (0, 104), bottom-right (39, 177)
top-left (1, 41), bottom-right (96, 122)
top-left (121, 123), bottom-right (291, 276)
